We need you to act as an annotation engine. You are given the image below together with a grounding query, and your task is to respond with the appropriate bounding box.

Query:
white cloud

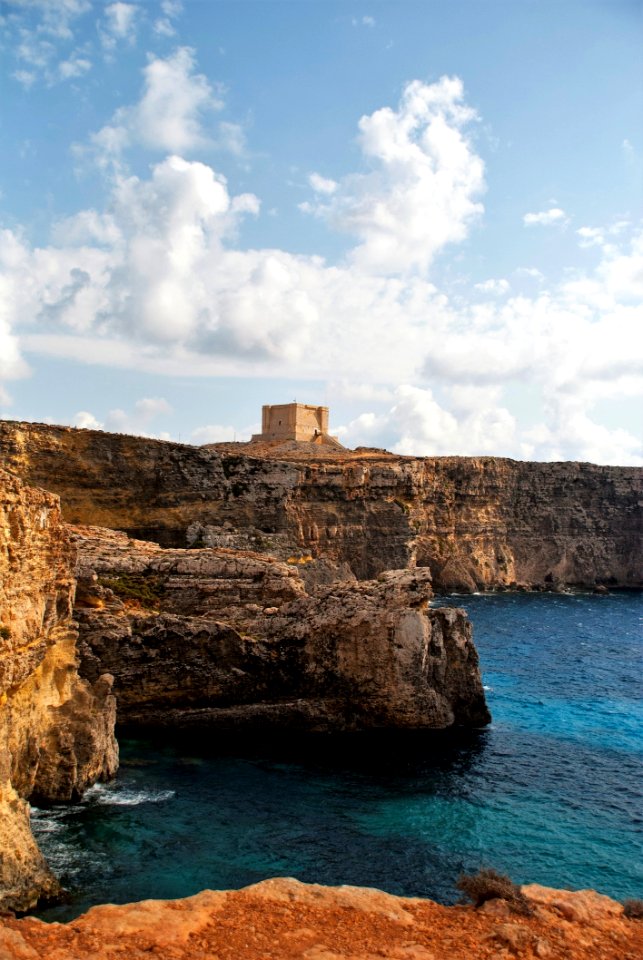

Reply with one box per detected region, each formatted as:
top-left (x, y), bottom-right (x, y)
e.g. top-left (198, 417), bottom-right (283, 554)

top-left (15, 0), bottom-right (91, 40)
top-left (73, 397), bottom-right (172, 437)
top-left (191, 423), bottom-right (237, 443)
top-left (337, 380), bottom-right (641, 465)
top-left (521, 395), bottom-right (642, 466)
top-left (5, 155), bottom-right (642, 466)
top-left (523, 207), bottom-right (569, 227)
top-left (302, 76), bottom-right (485, 274)
top-left (337, 384), bottom-right (517, 457)
top-left (217, 121), bottom-right (247, 156)
top-left (515, 267), bottom-right (544, 282)
top-left (58, 52), bottom-right (91, 79)
top-left (73, 410), bottom-right (102, 429)
top-left (12, 69), bottom-right (37, 88)
top-left (576, 221), bottom-right (631, 255)
top-left (0, 319), bottom-right (29, 405)
top-left (0, 230), bottom-right (32, 403)
top-left (101, 2), bottom-right (138, 48)
top-left (154, 0), bottom-right (183, 37)
top-left (473, 277), bottom-right (510, 296)
top-left (622, 138), bottom-right (635, 162)
top-left (86, 47), bottom-right (223, 166)
top-left (2, 70), bottom-right (641, 465)
top-left (329, 380), bottom-right (394, 404)
top-left (8, 0), bottom-right (91, 86)
top-left (309, 172), bottom-right (338, 195)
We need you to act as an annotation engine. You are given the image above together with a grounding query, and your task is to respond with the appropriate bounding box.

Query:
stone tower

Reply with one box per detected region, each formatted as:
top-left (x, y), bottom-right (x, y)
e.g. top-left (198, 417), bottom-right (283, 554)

top-left (251, 403), bottom-right (341, 445)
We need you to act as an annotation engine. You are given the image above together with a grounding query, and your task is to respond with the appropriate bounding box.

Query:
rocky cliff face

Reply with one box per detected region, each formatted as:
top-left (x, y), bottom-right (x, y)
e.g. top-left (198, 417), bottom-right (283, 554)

top-left (73, 526), bottom-right (489, 731)
top-left (1, 421), bottom-right (640, 591)
top-left (0, 469), bottom-right (118, 913)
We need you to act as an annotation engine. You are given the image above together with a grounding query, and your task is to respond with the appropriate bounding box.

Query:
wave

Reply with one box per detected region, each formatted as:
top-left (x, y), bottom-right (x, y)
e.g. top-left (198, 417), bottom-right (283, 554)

top-left (84, 783), bottom-right (176, 807)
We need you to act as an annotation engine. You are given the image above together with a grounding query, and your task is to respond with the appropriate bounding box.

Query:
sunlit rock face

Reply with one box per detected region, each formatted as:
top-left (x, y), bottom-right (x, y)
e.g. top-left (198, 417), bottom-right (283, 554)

top-left (73, 526), bottom-right (490, 732)
top-left (0, 421), bottom-right (640, 591)
top-left (0, 469), bottom-right (118, 913)
top-left (1, 877), bottom-right (640, 960)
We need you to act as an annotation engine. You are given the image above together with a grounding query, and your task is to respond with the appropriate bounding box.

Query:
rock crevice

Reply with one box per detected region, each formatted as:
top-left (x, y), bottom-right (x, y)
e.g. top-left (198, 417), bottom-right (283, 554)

top-left (0, 469), bottom-right (118, 912)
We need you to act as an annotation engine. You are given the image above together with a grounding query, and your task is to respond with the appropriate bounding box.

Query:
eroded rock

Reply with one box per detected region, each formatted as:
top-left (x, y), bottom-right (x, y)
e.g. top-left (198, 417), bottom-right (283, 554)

top-left (0, 470), bottom-right (118, 912)
top-left (0, 421), bottom-right (640, 590)
top-left (74, 527), bottom-right (490, 732)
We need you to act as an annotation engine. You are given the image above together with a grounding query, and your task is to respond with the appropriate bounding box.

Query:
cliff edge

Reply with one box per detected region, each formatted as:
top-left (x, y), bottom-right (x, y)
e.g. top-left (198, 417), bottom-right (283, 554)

top-left (0, 421), bottom-right (640, 591)
top-left (0, 469), bottom-right (118, 913)
top-left (73, 525), bottom-right (490, 732)
top-left (1, 877), bottom-right (640, 959)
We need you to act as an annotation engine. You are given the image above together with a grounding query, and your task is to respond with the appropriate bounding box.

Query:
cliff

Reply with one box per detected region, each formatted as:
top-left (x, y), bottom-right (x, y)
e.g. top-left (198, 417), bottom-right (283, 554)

top-left (73, 526), bottom-right (490, 731)
top-left (0, 421), bottom-right (640, 591)
top-left (0, 469), bottom-right (118, 913)
top-left (1, 877), bottom-right (640, 959)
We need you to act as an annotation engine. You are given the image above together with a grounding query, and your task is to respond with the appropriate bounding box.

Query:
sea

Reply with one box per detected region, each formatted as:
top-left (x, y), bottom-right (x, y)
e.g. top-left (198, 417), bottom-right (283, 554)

top-left (32, 591), bottom-right (642, 921)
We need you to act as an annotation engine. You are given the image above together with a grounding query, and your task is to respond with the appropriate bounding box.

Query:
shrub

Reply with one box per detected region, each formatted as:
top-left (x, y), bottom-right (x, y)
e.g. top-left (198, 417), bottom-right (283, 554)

top-left (623, 899), bottom-right (643, 920)
top-left (0, 625), bottom-right (11, 641)
top-left (456, 868), bottom-right (533, 916)
top-left (98, 574), bottom-right (165, 609)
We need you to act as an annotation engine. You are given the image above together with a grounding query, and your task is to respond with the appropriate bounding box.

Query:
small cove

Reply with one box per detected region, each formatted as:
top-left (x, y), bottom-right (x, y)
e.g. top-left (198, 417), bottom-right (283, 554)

top-left (33, 592), bottom-right (643, 920)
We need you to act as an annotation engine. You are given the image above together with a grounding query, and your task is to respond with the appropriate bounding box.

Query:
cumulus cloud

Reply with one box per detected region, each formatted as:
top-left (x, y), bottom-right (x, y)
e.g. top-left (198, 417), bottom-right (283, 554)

top-left (337, 382), bottom-right (642, 465)
top-left (84, 47), bottom-right (224, 168)
top-left (301, 76), bottom-right (485, 274)
top-left (520, 395), bottom-right (642, 466)
top-left (523, 207), bottom-right (569, 227)
top-left (4, 150), bottom-right (642, 465)
top-left (73, 410), bottom-right (101, 429)
top-left (73, 397), bottom-right (172, 437)
top-left (0, 320), bottom-right (29, 405)
top-left (337, 384), bottom-right (517, 457)
top-left (1, 71), bottom-right (641, 464)
top-left (0, 230), bottom-right (32, 403)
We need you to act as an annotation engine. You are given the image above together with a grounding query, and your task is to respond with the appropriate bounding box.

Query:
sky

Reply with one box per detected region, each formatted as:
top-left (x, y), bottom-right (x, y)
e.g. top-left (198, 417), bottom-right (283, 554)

top-left (0, 0), bottom-right (642, 463)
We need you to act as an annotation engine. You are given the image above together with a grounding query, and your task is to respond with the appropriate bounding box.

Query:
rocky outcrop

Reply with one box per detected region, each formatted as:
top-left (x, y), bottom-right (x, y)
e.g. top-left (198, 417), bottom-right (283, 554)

top-left (0, 469), bottom-right (118, 913)
top-left (1, 877), bottom-right (640, 959)
top-left (73, 526), bottom-right (489, 731)
top-left (0, 421), bottom-right (640, 590)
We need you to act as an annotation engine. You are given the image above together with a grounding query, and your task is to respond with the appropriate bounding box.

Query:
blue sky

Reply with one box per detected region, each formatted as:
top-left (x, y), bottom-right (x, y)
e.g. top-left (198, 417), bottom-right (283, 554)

top-left (1, 0), bottom-right (641, 462)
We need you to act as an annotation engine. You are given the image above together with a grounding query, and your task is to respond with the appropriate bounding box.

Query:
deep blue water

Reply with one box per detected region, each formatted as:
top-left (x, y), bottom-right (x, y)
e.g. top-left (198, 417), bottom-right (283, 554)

top-left (33, 592), bottom-right (642, 920)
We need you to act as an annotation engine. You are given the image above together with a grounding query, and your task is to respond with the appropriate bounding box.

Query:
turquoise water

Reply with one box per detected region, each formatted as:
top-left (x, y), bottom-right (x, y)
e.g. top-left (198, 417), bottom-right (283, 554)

top-left (32, 592), bottom-right (642, 920)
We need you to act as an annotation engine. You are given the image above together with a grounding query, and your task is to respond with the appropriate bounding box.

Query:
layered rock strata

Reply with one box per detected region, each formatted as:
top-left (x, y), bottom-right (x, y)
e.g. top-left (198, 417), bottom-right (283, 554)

top-left (1, 421), bottom-right (640, 590)
top-left (73, 526), bottom-right (490, 731)
top-left (1, 877), bottom-right (640, 960)
top-left (0, 470), bottom-right (118, 913)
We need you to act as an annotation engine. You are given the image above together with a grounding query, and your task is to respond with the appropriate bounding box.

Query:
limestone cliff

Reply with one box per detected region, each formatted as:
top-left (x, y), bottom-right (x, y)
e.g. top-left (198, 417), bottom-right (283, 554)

top-left (1, 877), bottom-right (641, 960)
top-left (0, 469), bottom-right (118, 913)
top-left (1, 421), bottom-right (640, 591)
top-left (73, 526), bottom-right (490, 731)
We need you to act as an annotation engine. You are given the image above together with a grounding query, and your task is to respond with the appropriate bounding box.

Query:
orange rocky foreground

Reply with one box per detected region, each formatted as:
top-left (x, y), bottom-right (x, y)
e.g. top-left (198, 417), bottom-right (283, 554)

top-left (1, 878), bottom-right (641, 960)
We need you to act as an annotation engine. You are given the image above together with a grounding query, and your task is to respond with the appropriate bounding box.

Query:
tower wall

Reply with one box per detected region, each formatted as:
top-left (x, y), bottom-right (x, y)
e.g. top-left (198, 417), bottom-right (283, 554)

top-left (254, 404), bottom-right (329, 441)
